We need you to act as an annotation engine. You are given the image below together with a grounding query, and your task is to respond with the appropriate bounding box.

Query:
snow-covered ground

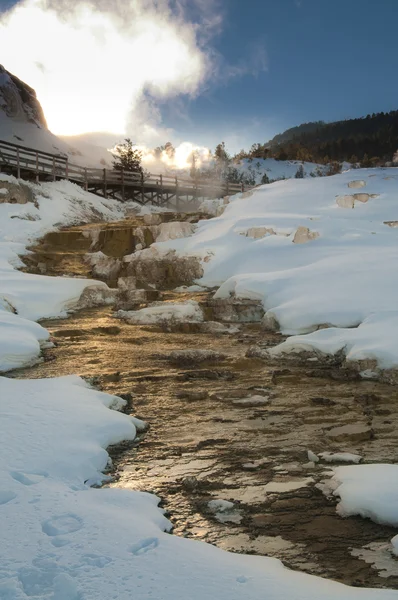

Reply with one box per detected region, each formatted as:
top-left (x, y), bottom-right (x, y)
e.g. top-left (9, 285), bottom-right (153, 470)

top-left (233, 157), bottom-right (328, 183)
top-left (161, 168), bottom-right (398, 377)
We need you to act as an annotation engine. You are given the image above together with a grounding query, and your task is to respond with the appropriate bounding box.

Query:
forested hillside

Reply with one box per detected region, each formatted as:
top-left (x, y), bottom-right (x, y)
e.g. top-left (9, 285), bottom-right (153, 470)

top-left (243, 111), bottom-right (398, 165)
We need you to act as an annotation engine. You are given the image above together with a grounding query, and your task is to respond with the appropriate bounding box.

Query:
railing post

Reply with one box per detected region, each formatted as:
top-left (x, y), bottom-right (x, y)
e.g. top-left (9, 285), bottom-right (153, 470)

top-left (141, 171), bottom-right (144, 204)
top-left (103, 168), bottom-right (108, 198)
top-left (160, 174), bottom-right (163, 207)
top-left (226, 180), bottom-right (229, 196)
top-left (52, 156), bottom-right (56, 181)
top-left (175, 175), bottom-right (180, 212)
top-left (65, 158), bottom-right (69, 180)
top-left (16, 147), bottom-right (20, 179)
top-left (241, 182), bottom-right (244, 193)
top-left (121, 168), bottom-right (125, 202)
top-left (84, 168), bottom-right (88, 191)
top-left (35, 151), bottom-right (39, 183)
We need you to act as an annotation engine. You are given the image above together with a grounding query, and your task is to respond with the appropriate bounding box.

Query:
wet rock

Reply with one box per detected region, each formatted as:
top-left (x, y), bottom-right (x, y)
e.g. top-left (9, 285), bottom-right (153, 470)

top-left (348, 180), bottom-right (366, 189)
top-left (176, 390), bottom-right (209, 401)
top-left (292, 226), bottom-right (320, 244)
top-left (116, 300), bottom-right (203, 325)
top-left (115, 288), bottom-right (160, 311)
top-left (85, 251), bottom-right (122, 281)
top-left (71, 285), bottom-right (117, 310)
top-left (336, 195), bottom-right (355, 209)
top-left (143, 213), bottom-right (163, 226)
top-left (353, 193), bottom-right (372, 203)
top-left (245, 227), bottom-right (276, 239)
top-left (310, 397), bottom-right (336, 406)
top-left (200, 321), bottom-right (240, 335)
top-left (326, 423), bottom-right (372, 442)
top-left (232, 395), bottom-right (270, 407)
top-left (384, 221), bottom-right (398, 228)
top-left (165, 349), bottom-right (227, 366)
top-left (202, 298), bottom-right (264, 323)
top-left (0, 181), bottom-right (34, 204)
top-left (182, 476), bottom-right (199, 491)
top-left (52, 328), bottom-right (86, 338)
top-left (261, 312), bottom-right (280, 331)
top-left (124, 248), bottom-right (203, 289)
top-left (181, 370), bottom-right (235, 381)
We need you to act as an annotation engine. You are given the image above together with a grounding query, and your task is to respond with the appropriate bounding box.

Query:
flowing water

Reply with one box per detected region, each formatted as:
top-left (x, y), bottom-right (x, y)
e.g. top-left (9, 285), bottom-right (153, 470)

top-left (11, 213), bottom-right (398, 590)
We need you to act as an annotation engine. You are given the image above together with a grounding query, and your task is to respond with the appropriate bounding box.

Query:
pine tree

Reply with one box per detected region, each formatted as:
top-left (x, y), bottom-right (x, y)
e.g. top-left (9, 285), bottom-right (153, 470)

top-left (214, 142), bottom-right (230, 179)
top-left (190, 151), bottom-right (198, 179)
top-left (295, 164), bottom-right (304, 178)
top-left (113, 138), bottom-right (143, 173)
top-left (261, 173), bottom-right (270, 184)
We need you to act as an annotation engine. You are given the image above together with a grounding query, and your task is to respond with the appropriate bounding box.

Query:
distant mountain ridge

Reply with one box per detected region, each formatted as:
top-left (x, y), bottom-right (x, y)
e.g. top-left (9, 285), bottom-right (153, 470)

top-left (265, 111), bottom-right (398, 163)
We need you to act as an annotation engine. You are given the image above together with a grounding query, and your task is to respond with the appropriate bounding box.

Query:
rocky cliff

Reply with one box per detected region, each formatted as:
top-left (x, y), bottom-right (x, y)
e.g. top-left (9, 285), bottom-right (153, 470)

top-left (0, 65), bottom-right (47, 128)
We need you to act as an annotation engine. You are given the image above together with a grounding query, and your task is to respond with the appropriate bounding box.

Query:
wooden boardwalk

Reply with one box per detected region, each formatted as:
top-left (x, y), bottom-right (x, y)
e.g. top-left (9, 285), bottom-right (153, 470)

top-left (0, 139), bottom-right (246, 206)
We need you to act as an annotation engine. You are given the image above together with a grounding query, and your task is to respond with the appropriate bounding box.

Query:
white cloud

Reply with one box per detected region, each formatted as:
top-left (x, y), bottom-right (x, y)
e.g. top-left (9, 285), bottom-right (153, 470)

top-left (0, 0), bottom-right (214, 137)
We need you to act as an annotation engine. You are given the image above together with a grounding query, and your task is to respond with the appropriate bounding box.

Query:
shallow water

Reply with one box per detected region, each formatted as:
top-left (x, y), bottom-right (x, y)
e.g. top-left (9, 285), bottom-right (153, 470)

top-left (12, 216), bottom-right (398, 589)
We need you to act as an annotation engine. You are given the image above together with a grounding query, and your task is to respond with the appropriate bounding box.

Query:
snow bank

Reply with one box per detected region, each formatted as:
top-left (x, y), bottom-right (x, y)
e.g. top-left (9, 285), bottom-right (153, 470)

top-left (1, 375), bottom-right (396, 600)
top-left (161, 168), bottom-right (398, 371)
top-left (324, 464), bottom-right (398, 527)
top-left (0, 175), bottom-right (136, 371)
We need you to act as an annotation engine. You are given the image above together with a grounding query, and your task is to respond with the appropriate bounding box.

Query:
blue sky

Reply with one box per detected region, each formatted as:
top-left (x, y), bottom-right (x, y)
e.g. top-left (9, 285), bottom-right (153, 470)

top-left (1, 0), bottom-right (398, 152)
top-left (170, 0), bottom-right (398, 150)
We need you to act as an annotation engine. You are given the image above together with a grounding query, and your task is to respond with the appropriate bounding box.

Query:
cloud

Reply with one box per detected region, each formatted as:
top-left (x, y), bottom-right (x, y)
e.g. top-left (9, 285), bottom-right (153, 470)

top-left (213, 39), bottom-right (269, 84)
top-left (0, 0), bottom-right (218, 138)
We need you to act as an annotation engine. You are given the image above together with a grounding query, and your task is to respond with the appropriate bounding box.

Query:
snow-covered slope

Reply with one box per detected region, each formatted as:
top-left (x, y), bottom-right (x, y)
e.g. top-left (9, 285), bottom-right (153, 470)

top-left (233, 157), bottom-right (327, 183)
top-left (160, 167), bottom-right (398, 377)
top-left (0, 65), bottom-right (113, 167)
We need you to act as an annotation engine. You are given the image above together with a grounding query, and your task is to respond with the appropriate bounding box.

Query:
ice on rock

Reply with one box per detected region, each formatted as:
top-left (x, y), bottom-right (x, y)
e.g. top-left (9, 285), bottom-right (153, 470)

top-left (307, 450), bottom-right (319, 463)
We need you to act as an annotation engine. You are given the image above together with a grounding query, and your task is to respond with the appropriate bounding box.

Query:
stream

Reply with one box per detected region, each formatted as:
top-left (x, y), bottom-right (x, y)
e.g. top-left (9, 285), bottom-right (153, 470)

top-left (10, 212), bottom-right (398, 590)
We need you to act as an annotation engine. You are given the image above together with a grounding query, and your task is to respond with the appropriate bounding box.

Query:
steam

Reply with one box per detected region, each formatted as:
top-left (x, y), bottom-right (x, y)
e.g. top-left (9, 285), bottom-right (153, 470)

top-left (0, 0), bottom-right (212, 138)
top-left (140, 141), bottom-right (212, 172)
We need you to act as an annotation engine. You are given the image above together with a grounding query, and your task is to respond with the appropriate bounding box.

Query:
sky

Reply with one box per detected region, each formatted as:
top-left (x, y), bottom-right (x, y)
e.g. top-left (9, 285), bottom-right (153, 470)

top-left (0, 0), bottom-right (398, 153)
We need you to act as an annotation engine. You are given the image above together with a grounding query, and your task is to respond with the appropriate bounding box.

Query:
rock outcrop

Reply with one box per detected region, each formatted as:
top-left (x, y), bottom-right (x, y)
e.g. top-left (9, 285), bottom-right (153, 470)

top-left (0, 65), bottom-right (47, 127)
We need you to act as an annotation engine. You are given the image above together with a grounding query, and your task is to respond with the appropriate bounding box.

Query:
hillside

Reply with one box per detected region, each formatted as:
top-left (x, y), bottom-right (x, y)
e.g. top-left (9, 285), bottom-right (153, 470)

top-left (264, 111), bottom-right (398, 164)
top-left (0, 65), bottom-right (113, 168)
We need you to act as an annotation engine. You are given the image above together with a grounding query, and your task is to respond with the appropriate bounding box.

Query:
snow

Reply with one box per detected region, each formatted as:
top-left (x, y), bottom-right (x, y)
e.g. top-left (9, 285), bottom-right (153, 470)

top-left (116, 300), bottom-right (204, 325)
top-left (324, 464), bottom-right (398, 526)
top-left (234, 157), bottom-right (327, 184)
top-left (0, 174), bottom-right (138, 371)
top-left (160, 168), bottom-right (398, 372)
top-left (319, 452), bottom-right (362, 464)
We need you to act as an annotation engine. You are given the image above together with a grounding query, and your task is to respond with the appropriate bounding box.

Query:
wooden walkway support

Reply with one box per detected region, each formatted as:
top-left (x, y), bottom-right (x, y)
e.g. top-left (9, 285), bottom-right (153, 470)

top-left (0, 139), bottom-right (247, 206)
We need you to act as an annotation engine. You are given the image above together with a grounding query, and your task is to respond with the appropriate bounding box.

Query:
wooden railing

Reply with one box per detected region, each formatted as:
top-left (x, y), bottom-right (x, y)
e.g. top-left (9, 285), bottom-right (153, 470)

top-left (0, 139), bottom-right (246, 199)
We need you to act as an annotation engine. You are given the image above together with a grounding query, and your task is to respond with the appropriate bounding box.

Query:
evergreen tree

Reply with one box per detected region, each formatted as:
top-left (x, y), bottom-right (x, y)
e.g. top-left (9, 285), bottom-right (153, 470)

top-left (113, 138), bottom-right (143, 173)
top-left (214, 142), bottom-right (230, 179)
top-left (295, 164), bottom-right (304, 178)
top-left (190, 151), bottom-right (198, 179)
top-left (261, 173), bottom-right (270, 184)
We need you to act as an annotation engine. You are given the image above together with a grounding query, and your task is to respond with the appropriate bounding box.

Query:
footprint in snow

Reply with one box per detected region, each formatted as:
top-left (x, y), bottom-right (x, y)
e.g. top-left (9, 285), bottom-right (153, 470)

top-left (0, 490), bottom-right (17, 505)
top-left (130, 537), bottom-right (159, 556)
top-left (10, 470), bottom-right (48, 486)
top-left (42, 514), bottom-right (83, 537)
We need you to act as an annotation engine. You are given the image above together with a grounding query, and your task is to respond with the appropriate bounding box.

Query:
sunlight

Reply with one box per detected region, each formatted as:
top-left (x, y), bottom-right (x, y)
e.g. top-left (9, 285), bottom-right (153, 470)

top-left (0, 0), bottom-right (208, 137)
